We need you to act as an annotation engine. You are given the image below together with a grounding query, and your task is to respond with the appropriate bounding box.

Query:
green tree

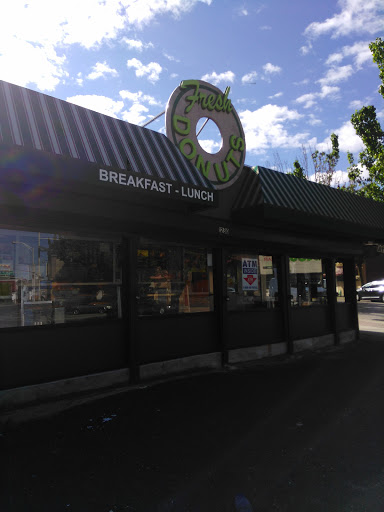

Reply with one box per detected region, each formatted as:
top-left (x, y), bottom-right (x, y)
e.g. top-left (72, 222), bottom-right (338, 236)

top-left (287, 134), bottom-right (339, 184)
top-left (311, 132), bottom-right (340, 186)
top-left (348, 38), bottom-right (384, 201)
top-left (288, 159), bottom-right (307, 179)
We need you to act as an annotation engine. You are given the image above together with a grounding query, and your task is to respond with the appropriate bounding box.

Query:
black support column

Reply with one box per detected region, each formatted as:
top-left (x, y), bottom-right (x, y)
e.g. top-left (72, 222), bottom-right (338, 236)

top-left (213, 247), bottom-right (228, 366)
top-left (343, 257), bottom-right (359, 338)
top-left (280, 255), bottom-right (293, 354)
top-left (121, 236), bottom-right (140, 384)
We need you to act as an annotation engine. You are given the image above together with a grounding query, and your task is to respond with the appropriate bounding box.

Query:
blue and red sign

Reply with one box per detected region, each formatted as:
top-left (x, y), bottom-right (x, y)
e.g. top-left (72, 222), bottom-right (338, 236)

top-left (242, 258), bottom-right (258, 291)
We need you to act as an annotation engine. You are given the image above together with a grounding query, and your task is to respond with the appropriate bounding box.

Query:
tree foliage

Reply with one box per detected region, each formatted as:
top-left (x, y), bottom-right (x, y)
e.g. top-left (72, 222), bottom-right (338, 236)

top-left (291, 159), bottom-right (307, 179)
top-left (347, 38), bottom-right (384, 201)
top-left (311, 132), bottom-right (339, 186)
top-left (288, 133), bottom-right (339, 185)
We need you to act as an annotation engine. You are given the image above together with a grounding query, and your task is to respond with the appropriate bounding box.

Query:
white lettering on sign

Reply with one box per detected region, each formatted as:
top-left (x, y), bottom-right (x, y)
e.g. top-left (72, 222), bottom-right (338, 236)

top-left (99, 169), bottom-right (215, 203)
top-left (181, 186), bottom-right (214, 202)
top-left (242, 258), bottom-right (258, 291)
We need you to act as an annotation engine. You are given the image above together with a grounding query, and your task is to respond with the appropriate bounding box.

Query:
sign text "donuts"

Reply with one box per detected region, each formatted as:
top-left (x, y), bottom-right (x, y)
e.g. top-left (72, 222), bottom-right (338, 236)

top-left (165, 79), bottom-right (246, 189)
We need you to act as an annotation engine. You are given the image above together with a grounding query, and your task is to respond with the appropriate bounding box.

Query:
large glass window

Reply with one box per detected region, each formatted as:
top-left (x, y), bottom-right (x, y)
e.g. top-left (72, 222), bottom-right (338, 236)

top-left (0, 229), bottom-right (121, 328)
top-left (137, 242), bottom-right (213, 315)
top-left (226, 253), bottom-right (279, 311)
top-left (289, 258), bottom-right (327, 306)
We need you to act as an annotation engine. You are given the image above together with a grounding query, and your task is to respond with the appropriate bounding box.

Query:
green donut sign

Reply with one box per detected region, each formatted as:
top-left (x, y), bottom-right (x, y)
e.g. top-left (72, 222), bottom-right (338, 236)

top-left (165, 79), bottom-right (246, 189)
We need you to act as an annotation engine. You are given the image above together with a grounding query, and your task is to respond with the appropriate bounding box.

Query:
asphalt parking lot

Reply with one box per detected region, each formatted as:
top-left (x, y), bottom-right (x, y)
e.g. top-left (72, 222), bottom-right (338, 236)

top-left (1, 305), bottom-right (384, 512)
top-left (358, 300), bottom-right (384, 332)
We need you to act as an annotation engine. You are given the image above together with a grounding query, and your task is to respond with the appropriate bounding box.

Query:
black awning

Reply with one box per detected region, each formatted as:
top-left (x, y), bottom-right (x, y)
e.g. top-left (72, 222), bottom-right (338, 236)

top-left (0, 80), bottom-right (216, 197)
top-left (232, 166), bottom-right (384, 242)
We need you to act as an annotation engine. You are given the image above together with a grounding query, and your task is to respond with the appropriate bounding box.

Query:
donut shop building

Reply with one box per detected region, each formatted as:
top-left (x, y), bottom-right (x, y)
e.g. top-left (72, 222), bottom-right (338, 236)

top-left (1, 78), bottom-right (384, 405)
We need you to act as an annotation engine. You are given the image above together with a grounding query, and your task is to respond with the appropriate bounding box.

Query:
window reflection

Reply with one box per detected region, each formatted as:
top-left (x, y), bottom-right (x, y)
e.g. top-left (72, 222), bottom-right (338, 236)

top-left (226, 253), bottom-right (279, 311)
top-left (137, 243), bottom-right (214, 315)
top-left (289, 258), bottom-right (327, 306)
top-left (0, 229), bottom-right (121, 328)
top-left (336, 261), bottom-right (345, 302)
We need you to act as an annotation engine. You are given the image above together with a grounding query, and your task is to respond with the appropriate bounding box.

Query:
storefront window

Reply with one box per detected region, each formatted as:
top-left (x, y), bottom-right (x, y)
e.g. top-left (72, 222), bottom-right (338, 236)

top-left (336, 261), bottom-right (345, 302)
top-left (137, 242), bottom-right (213, 315)
top-left (0, 229), bottom-right (121, 328)
top-left (289, 258), bottom-right (327, 306)
top-left (226, 253), bottom-right (279, 311)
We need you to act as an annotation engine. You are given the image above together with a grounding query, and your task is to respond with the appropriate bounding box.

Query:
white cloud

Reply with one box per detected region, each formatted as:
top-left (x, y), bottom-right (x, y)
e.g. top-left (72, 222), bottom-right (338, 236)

top-left (331, 170), bottom-right (350, 187)
top-left (325, 40), bottom-right (372, 69)
top-left (295, 85), bottom-right (340, 109)
top-left (349, 99), bottom-right (365, 110)
top-left (241, 72), bottom-right (258, 84)
top-left (121, 103), bottom-right (149, 125)
top-left (309, 169), bottom-right (351, 187)
top-left (123, 0), bottom-right (213, 27)
top-left (67, 89), bottom-right (163, 125)
top-left (316, 121), bottom-right (364, 153)
top-left (163, 52), bottom-right (180, 62)
top-left (119, 89), bottom-right (162, 107)
top-left (300, 39), bottom-right (374, 111)
top-left (335, 121), bottom-right (365, 153)
top-left (263, 63), bottom-right (282, 74)
top-left (201, 71), bottom-right (235, 86)
top-left (0, 38), bottom-right (67, 91)
top-left (303, 0), bottom-right (384, 40)
top-left (127, 58), bottom-right (163, 83)
top-left (86, 61), bottom-right (118, 80)
top-left (300, 43), bottom-right (312, 56)
top-left (236, 97), bottom-right (258, 106)
top-left (307, 114), bottom-right (322, 126)
top-left (317, 65), bottom-right (354, 86)
top-left (66, 94), bottom-right (124, 118)
top-left (121, 37), bottom-right (154, 51)
top-left (239, 104), bottom-right (309, 155)
top-left (295, 93), bottom-right (317, 110)
top-left (198, 139), bottom-right (222, 153)
top-left (260, 63), bottom-right (282, 82)
top-left (0, 0), bottom-right (212, 91)
top-left (268, 92), bottom-right (283, 99)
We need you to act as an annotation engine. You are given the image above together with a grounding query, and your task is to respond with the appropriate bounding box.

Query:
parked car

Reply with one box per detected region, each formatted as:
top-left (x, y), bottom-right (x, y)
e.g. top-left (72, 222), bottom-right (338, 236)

top-left (66, 302), bottom-right (113, 315)
top-left (356, 281), bottom-right (384, 302)
top-left (136, 293), bottom-right (178, 315)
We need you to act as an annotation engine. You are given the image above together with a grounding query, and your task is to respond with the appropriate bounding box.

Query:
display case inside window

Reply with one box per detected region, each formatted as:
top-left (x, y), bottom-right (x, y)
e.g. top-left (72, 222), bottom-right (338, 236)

top-left (0, 229), bottom-right (122, 328)
top-left (289, 258), bottom-right (327, 306)
top-left (137, 243), bottom-right (214, 315)
top-left (226, 253), bottom-right (279, 311)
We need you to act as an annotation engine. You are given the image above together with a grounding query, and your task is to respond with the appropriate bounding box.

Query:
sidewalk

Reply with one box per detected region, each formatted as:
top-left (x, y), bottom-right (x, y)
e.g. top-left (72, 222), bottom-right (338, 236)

top-left (2, 331), bottom-right (384, 512)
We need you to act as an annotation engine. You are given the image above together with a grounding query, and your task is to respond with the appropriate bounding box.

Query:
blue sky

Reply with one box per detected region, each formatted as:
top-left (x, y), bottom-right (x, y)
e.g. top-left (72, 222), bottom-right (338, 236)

top-left (1, 0), bottom-right (383, 183)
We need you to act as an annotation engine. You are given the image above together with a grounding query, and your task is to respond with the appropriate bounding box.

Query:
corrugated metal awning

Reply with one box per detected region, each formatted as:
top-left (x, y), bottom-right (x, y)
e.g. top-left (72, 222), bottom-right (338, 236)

top-left (0, 80), bottom-right (214, 191)
top-left (232, 166), bottom-right (384, 240)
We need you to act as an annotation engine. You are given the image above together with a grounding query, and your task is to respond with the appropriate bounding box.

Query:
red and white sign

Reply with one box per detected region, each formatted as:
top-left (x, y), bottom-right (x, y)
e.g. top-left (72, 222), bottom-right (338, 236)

top-left (242, 258), bottom-right (258, 291)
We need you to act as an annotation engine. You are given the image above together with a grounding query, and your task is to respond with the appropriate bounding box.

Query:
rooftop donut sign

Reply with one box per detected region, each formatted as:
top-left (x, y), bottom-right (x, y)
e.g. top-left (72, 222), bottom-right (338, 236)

top-left (165, 80), bottom-right (246, 189)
